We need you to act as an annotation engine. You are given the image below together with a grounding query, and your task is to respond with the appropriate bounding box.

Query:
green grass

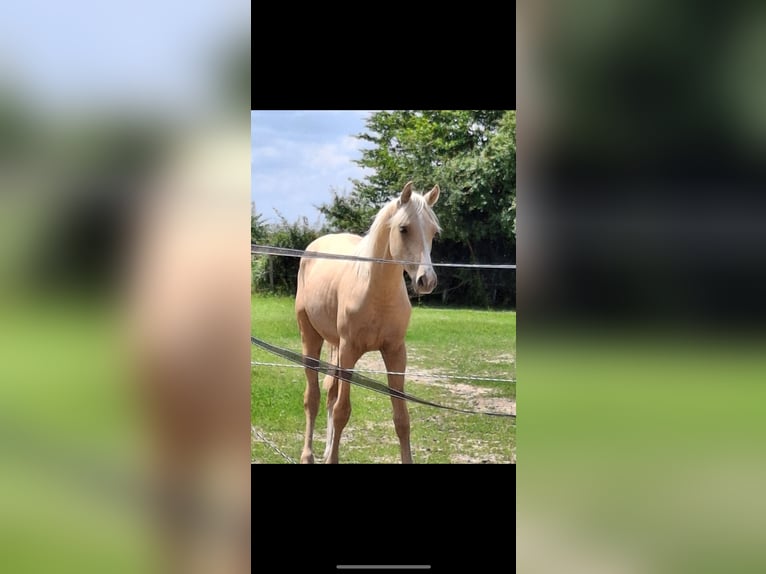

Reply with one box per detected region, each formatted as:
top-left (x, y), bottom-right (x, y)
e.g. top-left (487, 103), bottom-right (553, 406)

top-left (251, 294), bottom-right (516, 464)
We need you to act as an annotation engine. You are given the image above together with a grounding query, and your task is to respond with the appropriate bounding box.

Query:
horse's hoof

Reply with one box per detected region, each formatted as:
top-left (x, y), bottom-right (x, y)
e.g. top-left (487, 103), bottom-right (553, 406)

top-left (300, 452), bottom-right (315, 464)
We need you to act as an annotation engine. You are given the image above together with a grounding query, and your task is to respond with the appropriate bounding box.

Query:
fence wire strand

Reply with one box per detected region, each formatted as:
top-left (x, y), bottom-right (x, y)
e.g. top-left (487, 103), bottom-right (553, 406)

top-left (252, 244), bottom-right (516, 269)
top-left (252, 427), bottom-right (297, 464)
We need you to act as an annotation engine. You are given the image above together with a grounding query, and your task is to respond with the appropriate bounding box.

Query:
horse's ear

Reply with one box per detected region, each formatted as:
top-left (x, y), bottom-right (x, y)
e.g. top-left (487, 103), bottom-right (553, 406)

top-left (400, 181), bottom-right (413, 204)
top-left (425, 185), bottom-right (440, 206)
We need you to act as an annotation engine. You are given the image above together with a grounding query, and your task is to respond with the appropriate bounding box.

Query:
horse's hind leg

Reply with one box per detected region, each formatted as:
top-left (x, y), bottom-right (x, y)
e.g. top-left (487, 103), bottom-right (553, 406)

top-left (381, 343), bottom-right (413, 464)
top-left (322, 345), bottom-right (338, 462)
top-left (297, 311), bottom-right (323, 464)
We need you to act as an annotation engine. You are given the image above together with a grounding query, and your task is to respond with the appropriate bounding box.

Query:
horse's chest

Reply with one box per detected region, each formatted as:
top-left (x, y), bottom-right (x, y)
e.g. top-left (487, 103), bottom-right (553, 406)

top-left (341, 303), bottom-right (409, 351)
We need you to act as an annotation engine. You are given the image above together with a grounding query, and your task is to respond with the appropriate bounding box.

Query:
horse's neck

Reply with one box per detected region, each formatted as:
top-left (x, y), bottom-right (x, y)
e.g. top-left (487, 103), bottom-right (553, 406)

top-left (358, 228), bottom-right (405, 295)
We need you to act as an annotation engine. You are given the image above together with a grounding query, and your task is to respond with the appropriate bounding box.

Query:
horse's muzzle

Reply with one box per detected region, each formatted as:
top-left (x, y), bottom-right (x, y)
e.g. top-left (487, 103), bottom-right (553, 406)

top-left (415, 271), bottom-right (437, 295)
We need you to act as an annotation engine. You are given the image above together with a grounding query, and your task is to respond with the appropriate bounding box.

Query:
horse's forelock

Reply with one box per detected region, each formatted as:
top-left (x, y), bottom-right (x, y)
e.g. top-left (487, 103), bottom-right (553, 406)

top-left (357, 193), bottom-right (439, 262)
top-left (389, 193), bottom-right (440, 233)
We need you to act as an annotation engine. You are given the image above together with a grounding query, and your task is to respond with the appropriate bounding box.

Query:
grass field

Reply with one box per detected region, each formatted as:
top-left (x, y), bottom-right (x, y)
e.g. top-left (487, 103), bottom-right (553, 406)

top-left (251, 294), bottom-right (516, 464)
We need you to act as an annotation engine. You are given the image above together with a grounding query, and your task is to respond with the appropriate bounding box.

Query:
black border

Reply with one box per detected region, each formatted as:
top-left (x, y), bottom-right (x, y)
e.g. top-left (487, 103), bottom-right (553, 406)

top-left (252, 464), bottom-right (516, 572)
top-left (252, 10), bottom-right (516, 111)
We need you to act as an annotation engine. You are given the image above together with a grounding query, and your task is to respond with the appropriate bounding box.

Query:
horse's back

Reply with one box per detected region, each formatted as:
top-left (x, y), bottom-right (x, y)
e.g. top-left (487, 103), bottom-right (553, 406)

top-left (300, 233), bottom-right (362, 278)
top-left (296, 233), bottom-right (361, 303)
top-left (305, 233), bottom-right (362, 256)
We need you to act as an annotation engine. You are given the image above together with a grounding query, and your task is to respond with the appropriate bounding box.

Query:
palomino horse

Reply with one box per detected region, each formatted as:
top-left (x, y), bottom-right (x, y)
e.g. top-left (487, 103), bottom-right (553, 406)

top-left (295, 181), bottom-right (441, 464)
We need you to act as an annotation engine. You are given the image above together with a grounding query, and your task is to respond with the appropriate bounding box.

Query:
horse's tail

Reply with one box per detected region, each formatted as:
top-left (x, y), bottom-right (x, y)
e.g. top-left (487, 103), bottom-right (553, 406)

top-left (323, 345), bottom-right (339, 391)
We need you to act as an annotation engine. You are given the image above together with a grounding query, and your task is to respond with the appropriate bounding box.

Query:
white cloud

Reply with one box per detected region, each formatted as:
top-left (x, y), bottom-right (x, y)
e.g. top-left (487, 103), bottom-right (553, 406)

top-left (251, 111), bottom-right (373, 223)
top-left (252, 145), bottom-right (280, 159)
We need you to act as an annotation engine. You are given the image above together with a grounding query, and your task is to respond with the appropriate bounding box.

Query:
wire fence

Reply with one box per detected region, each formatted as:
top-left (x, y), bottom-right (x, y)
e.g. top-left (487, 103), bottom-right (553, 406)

top-left (251, 244), bottom-right (517, 269)
top-left (251, 242), bottom-right (516, 383)
top-left (251, 242), bottom-right (516, 385)
top-left (251, 336), bottom-right (515, 418)
top-left (251, 427), bottom-right (297, 464)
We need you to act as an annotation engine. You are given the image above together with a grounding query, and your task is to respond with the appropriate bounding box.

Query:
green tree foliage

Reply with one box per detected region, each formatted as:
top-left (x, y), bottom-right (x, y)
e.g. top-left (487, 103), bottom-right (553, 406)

top-left (251, 206), bottom-right (268, 244)
top-left (319, 110), bottom-right (516, 307)
top-left (251, 211), bottom-right (322, 294)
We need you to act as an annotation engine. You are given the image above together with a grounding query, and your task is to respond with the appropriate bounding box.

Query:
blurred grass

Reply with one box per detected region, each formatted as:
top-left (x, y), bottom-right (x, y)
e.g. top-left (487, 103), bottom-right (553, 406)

top-left (518, 328), bottom-right (766, 574)
top-left (251, 295), bottom-right (516, 463)
top-left (0, 296), bottom-right (155, 574)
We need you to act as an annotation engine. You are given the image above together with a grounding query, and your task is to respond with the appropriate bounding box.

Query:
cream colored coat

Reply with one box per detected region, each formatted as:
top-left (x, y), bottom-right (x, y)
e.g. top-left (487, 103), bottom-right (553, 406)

top-left (295, 182), bottom-right (440, 463)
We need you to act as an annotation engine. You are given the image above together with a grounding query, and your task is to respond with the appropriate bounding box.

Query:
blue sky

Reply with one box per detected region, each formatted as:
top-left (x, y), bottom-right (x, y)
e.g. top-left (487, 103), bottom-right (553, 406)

top-left (1, 0), bottom-right (246, 114)
top-left (251, 111), bottom-right (376, 224)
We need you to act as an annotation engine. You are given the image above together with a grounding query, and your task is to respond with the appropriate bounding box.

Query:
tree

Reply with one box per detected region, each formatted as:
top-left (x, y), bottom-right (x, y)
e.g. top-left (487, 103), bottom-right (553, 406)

top-left (251, 203), bottom-right (268, 244)
top-left (251, 208), bottom-right (322, 295)
top-left (319, 110), bottom-right (516, 307)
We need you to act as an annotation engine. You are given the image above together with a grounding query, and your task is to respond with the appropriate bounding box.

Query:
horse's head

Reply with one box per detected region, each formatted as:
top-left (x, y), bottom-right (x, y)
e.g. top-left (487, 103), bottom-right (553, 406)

top-left (390, 181), bottom-right (441, 295)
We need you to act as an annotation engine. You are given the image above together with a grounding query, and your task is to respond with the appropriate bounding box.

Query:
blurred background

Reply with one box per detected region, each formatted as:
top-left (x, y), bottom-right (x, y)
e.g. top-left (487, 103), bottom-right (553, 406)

top-left (518, 1), bottom-right (766, 573)
top-left (0, 1), bottom-right (250, 573)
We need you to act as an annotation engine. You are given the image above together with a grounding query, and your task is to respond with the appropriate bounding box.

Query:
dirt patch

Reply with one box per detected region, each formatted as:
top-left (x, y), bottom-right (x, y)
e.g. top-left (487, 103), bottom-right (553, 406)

top-left (308, 352), bottom-right (516, 464)
top-left (484, 352), bottom-right (516, 365)
top-left (353, 351), bottom-right (516, 416)
top-left (414, 379), bottom-right (516, 416)
top-left (353, 352), bottom-right (388, 373)
top-left (448, 437), bottom-right (514, 464)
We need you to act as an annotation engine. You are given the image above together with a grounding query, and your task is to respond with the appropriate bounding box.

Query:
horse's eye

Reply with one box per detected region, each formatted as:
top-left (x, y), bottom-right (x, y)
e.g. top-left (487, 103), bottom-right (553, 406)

top-left (399, 225), bottom-right (408, 234)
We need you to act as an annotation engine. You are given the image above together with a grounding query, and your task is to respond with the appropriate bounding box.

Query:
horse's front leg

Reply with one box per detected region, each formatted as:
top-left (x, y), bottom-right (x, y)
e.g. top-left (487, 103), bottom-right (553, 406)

top-left (326, 342), bottom-right (362, 464)
top-left (381, 343), bottom-right (412, 464)
top-left (322, 346), bottom-right (339, 462)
